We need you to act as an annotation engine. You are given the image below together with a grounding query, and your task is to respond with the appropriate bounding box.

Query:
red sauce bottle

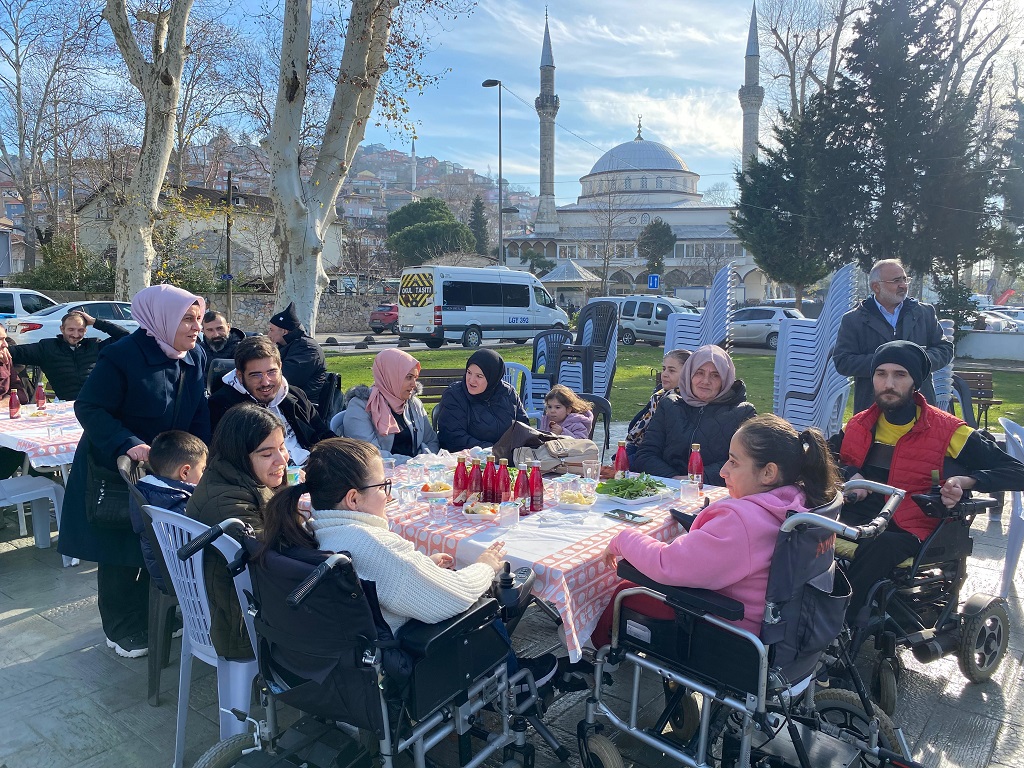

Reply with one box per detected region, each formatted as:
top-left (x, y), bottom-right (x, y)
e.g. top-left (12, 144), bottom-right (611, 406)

top-left (497, 458), bottom-right (512, 502)
top-left (468, 458), bottom-right (483, 497)
top-left (8, 392), bottom-right (20, 419)
top-left (452, 456), bottom-right (469, 507)
top-left (482, 455), bottom-right (497, 503)
top-left (688, 443), bottom-right (704, 492)
top-left (613, 440), bottom-right (630, 478)
top-left (35, 384), bottom-right (46, 410)
top-left (513, 463), bottom-right (530, 506)
top-left (529, 461), bottom-right (544, 513)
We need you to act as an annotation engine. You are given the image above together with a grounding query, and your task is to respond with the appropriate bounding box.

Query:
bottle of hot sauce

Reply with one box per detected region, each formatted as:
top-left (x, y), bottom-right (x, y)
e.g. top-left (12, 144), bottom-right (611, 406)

top-left (497, 458), bottom-right (512, 502)
top-left (613, 441), bottom-right (630, 478)
top-left (34, 384), bottom-right (46, 411)
top-left (529, 461), bottom-right (545, 513)
top-left (688, 443), bottom-right (704, 492)
top-left (8, 392), bottom-right (20, 419)
top-left (482, 455), bottom-right (497, 503)
top-left (452, 456), bottom-right (469, 507)
top-left (513, 463), bottom-right (530, 507)
top-left (468, 458), bottom-right (483, 497)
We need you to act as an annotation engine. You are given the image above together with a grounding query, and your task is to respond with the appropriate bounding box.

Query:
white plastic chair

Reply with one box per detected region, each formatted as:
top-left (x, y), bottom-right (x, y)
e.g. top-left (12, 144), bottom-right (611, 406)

top-left (145, 505), bottom-right (258, 768)
top-left (997, 418), bottom-right (1024, 599)
top-left (503, 362), bottom-right (544, 420)
top-left (665, 262), bottom-right (736, 351)
top-left (0, 475), bottom-right (65, 549)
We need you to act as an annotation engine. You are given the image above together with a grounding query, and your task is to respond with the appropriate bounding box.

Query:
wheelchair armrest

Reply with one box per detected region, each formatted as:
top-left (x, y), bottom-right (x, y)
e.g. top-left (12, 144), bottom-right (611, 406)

top-left (912, 492), bottom-right (998, 520)
top-left (397, 597), bottom-right (500, 658)
top-left (617, 561), bottom-right (744, 622)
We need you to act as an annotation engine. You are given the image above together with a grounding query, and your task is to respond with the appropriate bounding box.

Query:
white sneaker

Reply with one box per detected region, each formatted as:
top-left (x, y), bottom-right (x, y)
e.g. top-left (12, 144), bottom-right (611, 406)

top-left (106, 632), bottom-right (149, 658)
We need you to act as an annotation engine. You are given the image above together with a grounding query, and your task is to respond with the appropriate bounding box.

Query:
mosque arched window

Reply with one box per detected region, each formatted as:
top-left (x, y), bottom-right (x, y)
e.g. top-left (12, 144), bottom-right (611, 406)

top-left (640, 176), bottom-right (648, 189)
top-left (624, 177), bottom-right (632, 190)
top-left (640, 213), bottom-right (651, 225)
top-left (656, 177), bottom-right (663, 189)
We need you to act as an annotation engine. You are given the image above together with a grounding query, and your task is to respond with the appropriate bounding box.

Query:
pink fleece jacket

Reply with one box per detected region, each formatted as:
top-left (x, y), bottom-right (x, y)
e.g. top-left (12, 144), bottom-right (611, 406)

top-left (608, 485), bottom-right (811, 635)
top-left (540, 410), bottom-right (594, 438)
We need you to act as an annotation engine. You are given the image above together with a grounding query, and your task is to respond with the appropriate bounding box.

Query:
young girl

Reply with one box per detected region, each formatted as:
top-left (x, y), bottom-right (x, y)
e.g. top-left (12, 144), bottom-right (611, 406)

top-left (540, 384), bottom-right (594, 438)
top-left (596, 414), bottom-right (841, 641)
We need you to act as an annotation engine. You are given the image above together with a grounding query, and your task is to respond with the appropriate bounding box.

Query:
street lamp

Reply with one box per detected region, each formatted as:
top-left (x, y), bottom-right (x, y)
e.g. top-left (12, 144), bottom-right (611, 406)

top-left (482, 79), bottom-right (504, 265)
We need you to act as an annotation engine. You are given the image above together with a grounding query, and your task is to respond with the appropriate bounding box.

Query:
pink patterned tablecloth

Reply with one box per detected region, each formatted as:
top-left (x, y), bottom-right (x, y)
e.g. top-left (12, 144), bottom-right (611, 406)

top-left (0, 404), bottom-right (82, 468)
top-left (385, 475), bottom-right (730, 661)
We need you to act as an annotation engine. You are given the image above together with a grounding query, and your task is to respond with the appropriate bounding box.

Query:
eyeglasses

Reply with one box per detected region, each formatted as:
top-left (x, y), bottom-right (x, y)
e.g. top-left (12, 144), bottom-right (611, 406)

top-left (880, 275), bottom-right (910, 285)
top-left (358, 479), bottom-right (392, 496)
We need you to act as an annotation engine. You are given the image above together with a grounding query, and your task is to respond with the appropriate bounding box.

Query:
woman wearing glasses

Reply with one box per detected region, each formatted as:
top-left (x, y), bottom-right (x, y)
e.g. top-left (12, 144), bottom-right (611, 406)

top-left (834, 258), bottom-right (953, 413)
top-left (187, 403), bottom-right (289, 659)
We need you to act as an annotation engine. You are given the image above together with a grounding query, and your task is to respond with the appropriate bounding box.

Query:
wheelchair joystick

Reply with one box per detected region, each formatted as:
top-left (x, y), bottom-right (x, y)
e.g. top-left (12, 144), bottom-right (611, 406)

top-left (493, 562), bottom-right (536, 625)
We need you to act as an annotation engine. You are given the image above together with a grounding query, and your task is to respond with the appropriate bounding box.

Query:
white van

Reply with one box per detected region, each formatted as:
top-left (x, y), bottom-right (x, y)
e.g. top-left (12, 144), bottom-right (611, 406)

top-left (398, 266), bottom-right (569, 348)
top-left (587, 295), bottom-right (698, 346)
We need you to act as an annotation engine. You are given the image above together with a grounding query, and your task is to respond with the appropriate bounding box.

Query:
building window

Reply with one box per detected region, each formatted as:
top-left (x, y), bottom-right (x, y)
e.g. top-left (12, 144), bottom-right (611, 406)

top-left (640, 213), bottom-right (650, 225)
top-left (640, 176), bottom-right (648, 189)
top-left (656, 177), bottom-right (663, 189)
top-left (558, 245), bottom-right (576, 260)
top-left (624, 177), bottom-right (632, 190)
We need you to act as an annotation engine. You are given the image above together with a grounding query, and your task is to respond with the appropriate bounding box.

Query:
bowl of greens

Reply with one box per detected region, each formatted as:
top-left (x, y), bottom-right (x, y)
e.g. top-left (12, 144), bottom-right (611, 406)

top-left (596, 474), bottom-right (670, 506)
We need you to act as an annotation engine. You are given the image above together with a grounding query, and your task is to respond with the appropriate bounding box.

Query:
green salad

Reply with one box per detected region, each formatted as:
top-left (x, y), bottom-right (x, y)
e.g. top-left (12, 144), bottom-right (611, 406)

top-left (596, 474), bottom-right (668, 500)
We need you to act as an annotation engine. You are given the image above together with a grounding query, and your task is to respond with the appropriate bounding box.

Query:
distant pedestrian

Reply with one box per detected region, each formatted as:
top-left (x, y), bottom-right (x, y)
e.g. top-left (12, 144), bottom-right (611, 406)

top-left (267, 302), bottom-right (327, 405)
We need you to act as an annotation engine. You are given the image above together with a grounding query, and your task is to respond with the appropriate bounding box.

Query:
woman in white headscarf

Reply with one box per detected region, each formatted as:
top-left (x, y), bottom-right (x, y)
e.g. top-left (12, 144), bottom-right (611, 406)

top-left (632, 345), bottom-right (756, 485)
top-left (58, 284), bottom-right (210, 659)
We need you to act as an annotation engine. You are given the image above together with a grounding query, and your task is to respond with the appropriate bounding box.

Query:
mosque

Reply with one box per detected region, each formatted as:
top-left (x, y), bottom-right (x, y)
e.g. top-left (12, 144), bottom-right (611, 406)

top-left (505, 7), bottom-right (768, 303)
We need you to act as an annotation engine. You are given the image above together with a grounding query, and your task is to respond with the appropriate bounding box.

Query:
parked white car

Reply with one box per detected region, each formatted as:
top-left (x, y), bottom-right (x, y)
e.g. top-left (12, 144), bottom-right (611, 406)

top-left (5, 300), bottom-right (139, 344)
top-left (730, 306), bottom-right (805, 350)
top-left (0, 288), bottom-right (58, 319)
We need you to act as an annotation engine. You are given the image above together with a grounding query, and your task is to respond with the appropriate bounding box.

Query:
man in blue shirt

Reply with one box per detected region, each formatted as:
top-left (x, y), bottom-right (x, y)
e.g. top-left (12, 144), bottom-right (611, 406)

top-left (834, 259), bottom-right (953, 413)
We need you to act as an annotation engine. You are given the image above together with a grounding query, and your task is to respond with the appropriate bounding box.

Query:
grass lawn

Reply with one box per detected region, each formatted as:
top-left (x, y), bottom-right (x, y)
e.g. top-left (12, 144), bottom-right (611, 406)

top-left (326, 346), bottom-right (1023, 430)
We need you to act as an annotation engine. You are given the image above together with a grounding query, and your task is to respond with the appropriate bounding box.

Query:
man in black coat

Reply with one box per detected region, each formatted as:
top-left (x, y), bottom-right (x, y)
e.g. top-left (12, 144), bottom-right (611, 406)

top-left (267, 301), bottom-right (327, 404)
top-left (834, 259), bottom-right (954, 414)
top-left (209, 335), bottom-right (333, 465)
top-left (199, 310), bottom-right (247, 362)
top-left (8, 309), bottom-right (130, 401)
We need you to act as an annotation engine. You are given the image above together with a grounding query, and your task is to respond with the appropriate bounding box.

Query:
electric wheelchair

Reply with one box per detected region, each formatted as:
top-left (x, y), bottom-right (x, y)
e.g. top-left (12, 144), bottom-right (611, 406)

top-left (184, 520), bottom-right (562, 768)
top-left (578, 479), bottom-right (925, 768)
top-left (837, 487), bottom-right (1009, 716)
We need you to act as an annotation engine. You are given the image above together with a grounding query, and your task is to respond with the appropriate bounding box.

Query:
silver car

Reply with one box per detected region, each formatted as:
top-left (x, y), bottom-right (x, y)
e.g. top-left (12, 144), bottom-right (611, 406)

top-left (5, 300), bottom-right (139, 344)
top-left (730, 306), bottom-right (805, 350)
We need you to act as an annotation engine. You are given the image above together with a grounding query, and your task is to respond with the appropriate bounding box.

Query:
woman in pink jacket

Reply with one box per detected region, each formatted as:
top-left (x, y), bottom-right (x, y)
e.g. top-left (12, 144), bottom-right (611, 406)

top-left (595, 414), bottom-right (841, 641)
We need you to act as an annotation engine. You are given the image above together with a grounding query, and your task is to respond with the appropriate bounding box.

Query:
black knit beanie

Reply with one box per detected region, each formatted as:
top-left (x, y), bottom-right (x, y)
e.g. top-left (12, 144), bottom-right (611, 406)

top-left (269, 302), bottom-right (302, 333)
top-left (871, 340), bottom-right (931, 390)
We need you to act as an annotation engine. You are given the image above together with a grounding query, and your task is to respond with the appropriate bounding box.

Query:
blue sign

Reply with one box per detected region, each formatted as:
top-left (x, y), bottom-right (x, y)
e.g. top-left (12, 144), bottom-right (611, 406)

top-left (221, 273), bottom-right (233, 281)
top-left (648, 274), bottom-right (660, 290)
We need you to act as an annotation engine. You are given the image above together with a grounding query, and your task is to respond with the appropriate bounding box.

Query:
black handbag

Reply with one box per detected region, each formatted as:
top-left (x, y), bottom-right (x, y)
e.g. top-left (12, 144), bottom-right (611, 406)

top-left (84, 364), bottom-right (186, 530)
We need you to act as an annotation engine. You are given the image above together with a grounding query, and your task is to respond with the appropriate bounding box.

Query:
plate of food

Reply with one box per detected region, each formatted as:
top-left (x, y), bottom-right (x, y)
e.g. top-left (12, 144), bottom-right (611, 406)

top-left (596, 474), bottom-right (671, 506)
top-left (463, 499), bottom-right (501, 520)
top-left (419, 481), bottom-right (452, 499)
top-left (556, 490), bottom-right (596, 511)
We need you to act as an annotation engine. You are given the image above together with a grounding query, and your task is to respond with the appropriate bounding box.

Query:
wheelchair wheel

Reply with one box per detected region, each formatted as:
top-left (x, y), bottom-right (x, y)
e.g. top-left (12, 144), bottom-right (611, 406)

top-left (663, 680), bottom-right (701, 743)
top-left (870, 658), bottom-right (899, 716)
top-left (191, 733), bottom-right (254, 768)
top-left (584, 734), bottom-right (624, 768)
top-left (958, 599), bottom-right (1009, 683)
top-left (814, 689), bottom-right (902, 766)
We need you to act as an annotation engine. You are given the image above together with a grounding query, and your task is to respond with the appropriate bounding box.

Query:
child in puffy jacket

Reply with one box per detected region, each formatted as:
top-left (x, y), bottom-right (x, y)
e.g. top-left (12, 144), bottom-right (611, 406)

top-left (540, 384), bottom-right (594, 439)
top-left (128, 430), bottom-right (207, 593)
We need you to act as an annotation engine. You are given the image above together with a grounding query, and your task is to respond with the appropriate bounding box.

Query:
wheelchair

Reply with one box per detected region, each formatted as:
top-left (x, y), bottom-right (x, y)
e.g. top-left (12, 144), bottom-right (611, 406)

top-left (578, 479), bottom-right (925, 768)
top-left (185, 522), bottom-right (563, 768)
top-left (838, 488), bottom-right (1010, 716)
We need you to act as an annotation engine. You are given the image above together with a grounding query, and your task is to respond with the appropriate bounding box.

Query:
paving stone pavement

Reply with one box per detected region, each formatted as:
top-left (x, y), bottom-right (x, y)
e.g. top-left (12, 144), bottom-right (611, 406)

top-left (1, 448), bottom-right (1022, 768)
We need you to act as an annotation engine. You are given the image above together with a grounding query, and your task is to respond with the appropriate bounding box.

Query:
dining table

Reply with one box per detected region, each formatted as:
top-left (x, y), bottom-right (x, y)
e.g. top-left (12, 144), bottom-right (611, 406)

top-left (383, 470), bottom-right (729, 662)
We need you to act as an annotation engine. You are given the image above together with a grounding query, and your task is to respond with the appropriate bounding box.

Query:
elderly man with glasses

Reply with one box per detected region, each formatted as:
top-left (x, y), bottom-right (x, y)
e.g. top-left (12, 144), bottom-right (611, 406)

top-left (835, 259), bottom-right (954, 413)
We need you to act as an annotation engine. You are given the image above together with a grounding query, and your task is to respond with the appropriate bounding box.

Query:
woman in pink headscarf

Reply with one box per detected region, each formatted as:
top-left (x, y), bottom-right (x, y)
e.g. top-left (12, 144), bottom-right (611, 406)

top-left (58, 284), bottom-right (211, 659)
top-left (341, 348), bottom-right (439, 464)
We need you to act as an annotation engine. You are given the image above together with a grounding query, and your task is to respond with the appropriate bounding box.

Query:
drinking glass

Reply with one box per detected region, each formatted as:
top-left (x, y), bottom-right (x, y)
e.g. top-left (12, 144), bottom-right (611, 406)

top-left (679, 480), bottom-right (700, 505)
top-left (397, 483), bottom-right (418, 505)
top-left (383, 458), bottom-right (397, 479)
top-left (582, 460), bottom-right (601, 481)
top-left (286, 466), bottom-right (302, 486)
top-left (498, 501), bottom-right (520, 529)
top-left (428, 464), bottom-right (447, 485)
top-left (406, 463), bottom-right (425, 484)
top-left (46, 425), bottom-right (63, 442)
top-left (429, 498), bottom-right (449, 524)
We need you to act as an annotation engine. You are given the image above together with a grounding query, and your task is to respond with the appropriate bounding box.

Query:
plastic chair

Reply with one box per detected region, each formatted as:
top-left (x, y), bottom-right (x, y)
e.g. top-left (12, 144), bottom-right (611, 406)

top-left (329, 410), bottom-right (346, 436)
top-left (503, 362), bottom-right (544, 420)
top-left (997, 418), bottom-right (1024, 599)
top-left (580, 393), bottom-right (612, 460)
top-left (144, 505), bottom-right (259, 768)
top-left (206, 358), bottom-right (235, 396)
top-left (665, 263), bottom-right (737, 351)
top-left (557, 301), bottom-right (618, 399)
top-left (1, 475), bottom-right (65, 549)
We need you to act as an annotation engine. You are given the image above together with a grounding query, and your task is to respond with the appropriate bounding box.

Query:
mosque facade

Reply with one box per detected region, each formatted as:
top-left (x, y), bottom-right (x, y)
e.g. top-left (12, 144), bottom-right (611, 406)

top-left (505, 7), bottom-right (768, 303)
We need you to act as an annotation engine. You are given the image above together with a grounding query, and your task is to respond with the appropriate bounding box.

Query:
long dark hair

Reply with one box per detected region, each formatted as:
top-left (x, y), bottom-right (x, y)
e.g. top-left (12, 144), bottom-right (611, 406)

top-left (733, 414), bottom-right (841, 508)
top-left (210, 403), bottom-right (282, 482)
top-left (258, 438), bottom-right (381, 561)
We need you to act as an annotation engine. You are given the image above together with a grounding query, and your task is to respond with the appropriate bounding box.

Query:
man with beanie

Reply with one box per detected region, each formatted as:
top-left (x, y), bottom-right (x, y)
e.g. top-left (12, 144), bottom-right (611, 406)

top-left (267, 302), bottom-right (327, 405)
top-left (834, 259), bottom-right (953, 413)
top-left (837, 340), bottom-right (1024, 622)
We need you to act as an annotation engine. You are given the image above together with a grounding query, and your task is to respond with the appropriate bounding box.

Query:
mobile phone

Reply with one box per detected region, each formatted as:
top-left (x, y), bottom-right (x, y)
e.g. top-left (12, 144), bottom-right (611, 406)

top-left (604, 508), bottom-right (652, 525)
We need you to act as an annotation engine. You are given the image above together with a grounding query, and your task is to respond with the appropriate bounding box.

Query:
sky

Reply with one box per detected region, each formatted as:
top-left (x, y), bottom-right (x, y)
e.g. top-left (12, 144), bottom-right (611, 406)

top-left (358, 0), bottom-right (761, 205)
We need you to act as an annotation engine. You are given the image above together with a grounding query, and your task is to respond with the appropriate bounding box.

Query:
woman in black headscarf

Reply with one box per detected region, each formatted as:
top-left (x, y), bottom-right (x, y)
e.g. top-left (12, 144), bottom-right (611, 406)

top-left (436, 348), bottom-right (529, 451)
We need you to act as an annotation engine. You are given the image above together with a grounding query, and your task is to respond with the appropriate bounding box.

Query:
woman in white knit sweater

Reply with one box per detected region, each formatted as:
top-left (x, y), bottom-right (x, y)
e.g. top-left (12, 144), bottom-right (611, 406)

top-left (259, 437), bottom-right (558, 689)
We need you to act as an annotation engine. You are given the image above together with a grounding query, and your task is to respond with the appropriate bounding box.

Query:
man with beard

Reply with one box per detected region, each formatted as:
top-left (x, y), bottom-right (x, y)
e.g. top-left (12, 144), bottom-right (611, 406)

top-left (208, 336), bottom-right (333, 465)
top-left (200, 310), bottom-right (246, 362)
top-left (837, 340), bottom-right (1024, 621)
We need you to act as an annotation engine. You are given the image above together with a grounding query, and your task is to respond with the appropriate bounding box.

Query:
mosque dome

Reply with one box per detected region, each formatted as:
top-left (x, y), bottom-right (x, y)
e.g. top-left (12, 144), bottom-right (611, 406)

top-left (588, 136), bottom-right (689, 175)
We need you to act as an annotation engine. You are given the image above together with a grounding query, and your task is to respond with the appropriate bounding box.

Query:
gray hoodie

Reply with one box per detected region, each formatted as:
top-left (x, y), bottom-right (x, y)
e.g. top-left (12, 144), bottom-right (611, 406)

top-left (341, 384), bottom-right (439, 465)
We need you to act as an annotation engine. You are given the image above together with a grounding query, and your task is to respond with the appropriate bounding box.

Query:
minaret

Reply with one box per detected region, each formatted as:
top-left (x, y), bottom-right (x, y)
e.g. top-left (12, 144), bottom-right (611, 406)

top-left (410, 138), bottom-right (417, 191)
top-left (738, 3), bottom-right (764, 172)
top-left (533, 11), bottom-right (560, 235)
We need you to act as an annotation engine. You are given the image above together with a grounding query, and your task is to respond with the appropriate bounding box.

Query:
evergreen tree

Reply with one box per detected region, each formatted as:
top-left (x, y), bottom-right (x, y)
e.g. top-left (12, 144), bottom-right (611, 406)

top-left (636, 220), bottom-right (676, 277)
top-left (468, 195), bottom-right (489, 255)
top-left (387, 198), bottom-right (455, 236)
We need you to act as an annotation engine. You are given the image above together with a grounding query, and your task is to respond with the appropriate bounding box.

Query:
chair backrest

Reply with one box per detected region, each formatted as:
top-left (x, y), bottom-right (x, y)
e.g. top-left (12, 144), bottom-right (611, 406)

top-left (317, 372), bottom-right (344, 421)
top-left (207, 358), bottom-right (236, 396)
top-left (117, 455), bottom-right (150, 510)
top-left (999, 417), bottom-right (1024, 462)
top-left (580, 392), bottom-right (612, 455)
top-left (532, 328), bottom-right (573, 375)
top-left (329, 409), bottom-right (346, 436)
top-left (573, 301), bottom-right (617, 348)
top-left (144, 505), bottom-right (223, 664)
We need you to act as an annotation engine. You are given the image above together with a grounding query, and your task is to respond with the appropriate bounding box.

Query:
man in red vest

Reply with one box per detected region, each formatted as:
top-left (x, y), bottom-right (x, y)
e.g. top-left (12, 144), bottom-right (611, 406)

top-left (838, 340), bottom-right (1024, 622)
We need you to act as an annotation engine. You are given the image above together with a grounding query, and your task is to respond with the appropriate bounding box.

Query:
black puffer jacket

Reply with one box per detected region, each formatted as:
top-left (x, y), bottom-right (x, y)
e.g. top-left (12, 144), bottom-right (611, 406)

top-left (200, 326), bottom-right (246, 362)
top-left (436, 380), bottom-right (529, 451)
top-left (632, 380), bottom-right (757, 486)
top-left (278, 328), bottom-right (327, 404)
top-left (8, 318), bottom-right (129, 401)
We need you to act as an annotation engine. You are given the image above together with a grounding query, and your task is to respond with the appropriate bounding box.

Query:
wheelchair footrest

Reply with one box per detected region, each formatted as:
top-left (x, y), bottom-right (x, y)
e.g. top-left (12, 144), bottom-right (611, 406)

top-left (227, 715), bottom-right (374, 767)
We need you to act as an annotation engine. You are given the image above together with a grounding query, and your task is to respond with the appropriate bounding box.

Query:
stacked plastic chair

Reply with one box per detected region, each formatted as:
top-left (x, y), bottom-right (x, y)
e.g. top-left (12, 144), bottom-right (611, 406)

top-left (556, 301), bottom-right (618, 400)
top-left (772, 263), bottom-right (858, 438)
top-left (932, 320), bottom-right (957, 413)
top-left (525, 328), bottom-right (574, 417)
top-left (664, 263), bottom-right (736, 352)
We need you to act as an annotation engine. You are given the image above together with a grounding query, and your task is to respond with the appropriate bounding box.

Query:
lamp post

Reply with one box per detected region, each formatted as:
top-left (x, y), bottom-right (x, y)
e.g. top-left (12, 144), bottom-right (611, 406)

top-left (482, 79), bottom-right (504, 265)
